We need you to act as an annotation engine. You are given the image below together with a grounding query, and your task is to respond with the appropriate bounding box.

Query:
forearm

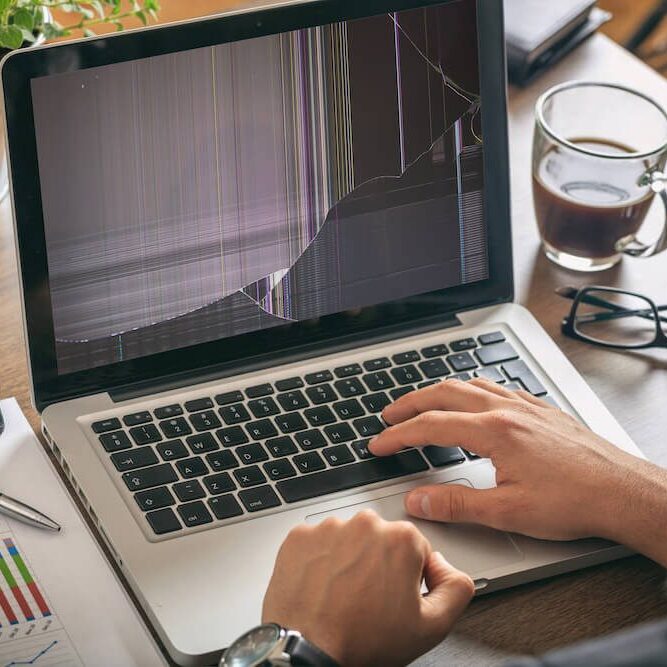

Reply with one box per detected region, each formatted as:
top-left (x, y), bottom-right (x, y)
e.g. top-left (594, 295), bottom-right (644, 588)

top-left (601, 457), bottom-right (667, 568)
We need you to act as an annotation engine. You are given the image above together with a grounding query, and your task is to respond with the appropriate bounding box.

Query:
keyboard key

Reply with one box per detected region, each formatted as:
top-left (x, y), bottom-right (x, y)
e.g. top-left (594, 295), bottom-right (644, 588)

top-left (275, 412), bottom-right (307, 434)
top-left (333, 399), bottom-right (365, 420)
top-left (215, 390), bottom-right (244, 406)
top-left (266, 436), bottom-right (298, 458)
top-left (206, 449), bottom-right (239, 471)
top-left (352, 439), bottom-right (374, 460)
top-left (135, 486), bottom-right (175, 512)
top-left (159, 417), bottom-right (192, 439)
top-left (293, 452), bottom-right (326, 474)
top-left (295, 429), bottom-right (327, 451)
top-left (447, 352), bottom-right (478, 373)
top-left (479, 331), bottom-right (506, 345)
top-left (504, 382), bottom-right (522, 392)
top-left (123, 411), bottom-right (152, 427)
top-left (422, 344), bottom-right (449, 358)
top-left (208, 495), bottom-right (244, 520)
top-left (219, 403), bottom-right (251, 425)
top-left (418, 380), bottom-right (441, 389)
top-left (393, 351), bottom-right (420, 365)
top-left (234, 465), bottom-right (267, 488)
top-left (324, 423), bottom-right (356, 444)
top-left (304, 405), bottom-right (336, 426)
top-left (176, 457), bottom-right (208, 478)
top-left (111, 447), bottom-right (158, 472)
top-left (186, 432), bottom-right (219, 455)
top-left (476, 343), bottom-right (518, 366)
top-left (502, 360), bottom-right (547, 396)
top-left (423, 446), bottom-right (466, 467)
top-left (305, 371), bottom-right (333, 385)
top-left (450, 372), bottom-right (472, 381)
top-left (236, 443), bottom-right (269, 464)
top-left (203, 472), bottom-right (236, 495)
top-left (361, 392), bottom-right (391, 414)
top-left (123, 464), bottom-right (177, 491)
top-left (99, 431), bottom-right (132, 453)
top-left (322, 444), bottom-right (355, 467)
top-left (363, 371), bottom-right (394, 392)
top-left (154, 404), bottom-right (183, 420)
top-left (390, 386), bottom-right (414, 400)
top-left (129, 424), bottom-right (162, 446)
top-left (173, 479), bottom-right (206, 502)
top-left (277, 450), bottom-right (428, 503)
top-left (353, 416), bottom-right (385, 438)
top-left (189, 410), bottom-right (222, 432)
top-left (92, 418), bottom-right (121, 434)
top-left (275, 377), bottom-right (304, 392)
top-left (216, 426), bottom-right (249, 447)
top-left (146, 508), bottom-right (181, 535)
top-left (245, 383), bottom-right (274, 398)
top-left (277, 390), bottom-right (309, 412)
top-left (474, 367), bottom-right (505, 384)
top-left (363, 357), bottom-right (391, 372)
top-left (239, 486), bottom-right (281, 513)
top-left (263, 458), bottom-right (297, 481)
top-left (185, 398), bottom-right (214, 413)
top-left (391, 365), bottom-right (423, 385)
top-left (306, 385), bottom-right (338, 405)
top-left (248, 397), bottom-right (280, 418)
top-left (334, 378), bottom-right (366, 398)
top-left (157, 439), bottom-right (189, 460)
top-left (419, 359), bottom-right (450, 379)
top-left (178, 501), bottom-right (213, 528)
top-left (334, 364), bottom-right (363, 378)
top-left (450, 338), bottom-right (477, 352)
top-left (246, 419), bottom-right (278, 440)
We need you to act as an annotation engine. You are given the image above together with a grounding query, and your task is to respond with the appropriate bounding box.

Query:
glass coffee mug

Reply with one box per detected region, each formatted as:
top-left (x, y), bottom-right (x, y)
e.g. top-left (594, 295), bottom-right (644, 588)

top-left (533, 81), bottom-right (667, 272)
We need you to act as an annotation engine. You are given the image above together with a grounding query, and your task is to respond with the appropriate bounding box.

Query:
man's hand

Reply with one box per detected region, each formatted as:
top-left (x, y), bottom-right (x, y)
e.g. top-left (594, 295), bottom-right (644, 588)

top-left (370, 378), bottom-right (667, 563)
top-left (262, 511), bottom-right (474, 667)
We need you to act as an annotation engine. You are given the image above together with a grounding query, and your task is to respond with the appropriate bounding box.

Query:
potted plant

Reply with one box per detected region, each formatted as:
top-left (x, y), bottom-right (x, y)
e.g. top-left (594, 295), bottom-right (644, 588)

top-left (0, 0), bottom-right (161, 199)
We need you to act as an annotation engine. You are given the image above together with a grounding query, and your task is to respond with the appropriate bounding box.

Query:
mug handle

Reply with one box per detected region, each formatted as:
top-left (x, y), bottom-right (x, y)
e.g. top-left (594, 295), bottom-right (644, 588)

top-left (622, 170), bottom-right (667, 258)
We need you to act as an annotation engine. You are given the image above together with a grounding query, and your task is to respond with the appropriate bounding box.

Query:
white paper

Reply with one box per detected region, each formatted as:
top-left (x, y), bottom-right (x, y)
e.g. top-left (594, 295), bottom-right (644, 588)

top-left (0, 398), bottom-right (167, 667)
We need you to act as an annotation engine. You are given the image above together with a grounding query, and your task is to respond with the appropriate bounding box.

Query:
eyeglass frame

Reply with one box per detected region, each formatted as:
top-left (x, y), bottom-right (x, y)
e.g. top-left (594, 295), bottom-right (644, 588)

top-left (561, 286), bottom-right (667, 350)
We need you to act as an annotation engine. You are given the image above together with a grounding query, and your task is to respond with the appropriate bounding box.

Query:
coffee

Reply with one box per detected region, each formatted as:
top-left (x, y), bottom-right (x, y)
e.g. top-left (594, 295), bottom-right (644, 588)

top-left (533, 139), bottom-right (655, 260)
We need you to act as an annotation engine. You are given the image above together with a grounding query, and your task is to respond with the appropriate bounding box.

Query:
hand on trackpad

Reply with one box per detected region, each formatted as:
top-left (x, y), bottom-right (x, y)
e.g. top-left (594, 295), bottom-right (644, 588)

top-left (306, 480), bottom-right (524, 577)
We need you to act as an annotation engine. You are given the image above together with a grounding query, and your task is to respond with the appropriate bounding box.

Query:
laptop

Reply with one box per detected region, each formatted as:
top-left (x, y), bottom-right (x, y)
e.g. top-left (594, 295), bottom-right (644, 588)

top-left (1, 0), bottom-right (643, 664)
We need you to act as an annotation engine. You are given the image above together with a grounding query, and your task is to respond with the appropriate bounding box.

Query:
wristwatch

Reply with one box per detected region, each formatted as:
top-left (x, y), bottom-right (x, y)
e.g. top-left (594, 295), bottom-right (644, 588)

top-left (220, 623), bottom-right (341, 667)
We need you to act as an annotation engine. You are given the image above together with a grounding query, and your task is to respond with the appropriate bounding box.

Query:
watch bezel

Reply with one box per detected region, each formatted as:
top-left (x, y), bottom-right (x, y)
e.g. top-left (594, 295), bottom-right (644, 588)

top-left (221, 623), bottom-right (293, 667)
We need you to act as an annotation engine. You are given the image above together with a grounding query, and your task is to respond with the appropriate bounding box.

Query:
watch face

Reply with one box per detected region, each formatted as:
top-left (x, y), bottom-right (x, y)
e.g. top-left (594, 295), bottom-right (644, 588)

top-left (225, 624), bottom-right (281, 667)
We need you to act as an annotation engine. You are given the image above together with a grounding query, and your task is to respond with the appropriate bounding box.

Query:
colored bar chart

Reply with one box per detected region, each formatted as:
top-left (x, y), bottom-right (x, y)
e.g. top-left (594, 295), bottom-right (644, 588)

top-left (0, 591), bottom-right (17, 626)
top-left (0, 555), bottom-right (33, 623)
top-left (2, 543), bottom-right (49, 620)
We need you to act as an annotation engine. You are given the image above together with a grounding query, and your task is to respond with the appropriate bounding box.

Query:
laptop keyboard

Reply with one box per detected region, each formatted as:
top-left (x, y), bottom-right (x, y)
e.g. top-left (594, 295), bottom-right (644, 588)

top-left (88, 331), bottom-right (555, 538)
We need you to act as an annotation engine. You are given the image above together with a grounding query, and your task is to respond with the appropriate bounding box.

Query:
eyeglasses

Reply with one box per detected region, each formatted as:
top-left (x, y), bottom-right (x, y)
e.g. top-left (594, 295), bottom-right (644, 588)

top-left (558, 286), bottom-right (667, 350)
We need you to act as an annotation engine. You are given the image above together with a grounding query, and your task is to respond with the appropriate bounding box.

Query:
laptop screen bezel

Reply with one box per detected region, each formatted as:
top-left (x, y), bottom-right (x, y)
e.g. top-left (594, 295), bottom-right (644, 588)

top-left (2, 0), bottom-right (512, 412)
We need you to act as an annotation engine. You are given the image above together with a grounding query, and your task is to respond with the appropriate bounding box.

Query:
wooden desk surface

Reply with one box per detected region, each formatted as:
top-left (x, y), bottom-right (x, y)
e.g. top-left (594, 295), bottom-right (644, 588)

top-left (0, 20), bottom-right (666, 666)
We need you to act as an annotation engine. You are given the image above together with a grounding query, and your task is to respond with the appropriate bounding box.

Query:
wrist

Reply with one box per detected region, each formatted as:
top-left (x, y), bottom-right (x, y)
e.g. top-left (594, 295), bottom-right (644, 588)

top-left (598, 457), bottom-right (667, 566)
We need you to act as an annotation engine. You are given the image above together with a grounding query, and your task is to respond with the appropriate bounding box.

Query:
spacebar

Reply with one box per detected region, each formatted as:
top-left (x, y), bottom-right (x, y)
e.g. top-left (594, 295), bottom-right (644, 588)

top-left (276, 450), bottom-right (429, 503)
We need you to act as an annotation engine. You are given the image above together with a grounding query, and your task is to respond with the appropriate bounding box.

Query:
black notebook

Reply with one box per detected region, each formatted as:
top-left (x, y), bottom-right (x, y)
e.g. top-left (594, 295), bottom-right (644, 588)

top-left (505, 0), bottom-right (612, 85)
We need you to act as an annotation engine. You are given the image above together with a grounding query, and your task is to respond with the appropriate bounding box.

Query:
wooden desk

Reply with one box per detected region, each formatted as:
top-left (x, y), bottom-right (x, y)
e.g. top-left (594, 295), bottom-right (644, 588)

top-left (0, 25), bottom-right (666, 666)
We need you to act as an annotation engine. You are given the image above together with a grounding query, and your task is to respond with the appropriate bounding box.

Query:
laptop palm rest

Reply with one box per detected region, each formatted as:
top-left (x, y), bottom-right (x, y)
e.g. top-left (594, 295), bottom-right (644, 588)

top-left (306, 479), bottom-right (525, 578)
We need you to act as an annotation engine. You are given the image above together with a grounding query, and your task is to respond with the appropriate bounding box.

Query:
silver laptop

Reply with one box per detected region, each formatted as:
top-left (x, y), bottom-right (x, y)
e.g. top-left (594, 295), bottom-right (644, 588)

top-left (2, 0), bottom-right (642, 664)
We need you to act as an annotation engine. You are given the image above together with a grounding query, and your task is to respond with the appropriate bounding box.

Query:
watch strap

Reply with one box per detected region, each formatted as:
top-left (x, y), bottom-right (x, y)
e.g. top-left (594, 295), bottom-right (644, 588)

top-left (285, 634), bottom-right (340, 667)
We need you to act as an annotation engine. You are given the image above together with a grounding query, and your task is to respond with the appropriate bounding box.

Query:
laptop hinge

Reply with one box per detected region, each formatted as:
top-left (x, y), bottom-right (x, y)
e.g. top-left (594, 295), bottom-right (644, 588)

top-left (109, 313), bottom-right (461, 403)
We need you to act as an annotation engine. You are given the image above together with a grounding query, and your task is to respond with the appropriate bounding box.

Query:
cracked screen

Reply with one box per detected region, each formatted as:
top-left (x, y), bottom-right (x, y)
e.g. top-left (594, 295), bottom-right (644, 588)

top-left (31, 0), bottom-right (487, 375)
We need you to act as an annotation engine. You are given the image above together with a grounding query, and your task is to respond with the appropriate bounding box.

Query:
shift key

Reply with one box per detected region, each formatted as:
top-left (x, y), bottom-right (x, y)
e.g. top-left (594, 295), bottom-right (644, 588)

top-left (123, 463), bottom-right (177, 491)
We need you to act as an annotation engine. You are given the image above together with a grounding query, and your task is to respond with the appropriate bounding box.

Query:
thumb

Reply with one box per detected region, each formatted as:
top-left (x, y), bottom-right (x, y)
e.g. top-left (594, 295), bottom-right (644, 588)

top-left (406, 484), bottom-right (502, 526)
top-left (420, 552), bottom-right (474, 637)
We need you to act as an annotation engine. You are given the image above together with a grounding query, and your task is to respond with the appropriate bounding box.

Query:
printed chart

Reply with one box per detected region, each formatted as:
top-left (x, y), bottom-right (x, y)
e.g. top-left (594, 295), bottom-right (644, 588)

top-left (0, 519), bottom-right (81, 666)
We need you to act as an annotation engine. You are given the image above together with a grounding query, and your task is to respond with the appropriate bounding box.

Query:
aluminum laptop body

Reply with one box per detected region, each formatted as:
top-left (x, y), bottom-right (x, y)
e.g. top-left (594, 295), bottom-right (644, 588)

top-left (2, 1), bottom-right (641, 664)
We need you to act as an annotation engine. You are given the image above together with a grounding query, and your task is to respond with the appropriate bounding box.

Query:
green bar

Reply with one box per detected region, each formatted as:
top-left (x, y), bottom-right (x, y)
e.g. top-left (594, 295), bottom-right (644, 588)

top-left (0, 554), bottom-right (17, 589)
top-left (9, 551), bottom-right (33, 586)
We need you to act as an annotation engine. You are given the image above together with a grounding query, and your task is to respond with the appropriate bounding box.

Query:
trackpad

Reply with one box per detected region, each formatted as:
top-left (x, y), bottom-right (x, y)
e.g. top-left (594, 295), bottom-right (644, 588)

top-left (306, 480), bottom-right (524, 577)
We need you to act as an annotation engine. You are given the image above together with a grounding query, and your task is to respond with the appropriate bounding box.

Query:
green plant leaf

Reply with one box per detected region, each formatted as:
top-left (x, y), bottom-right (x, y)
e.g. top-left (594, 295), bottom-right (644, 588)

top-left (0, 25), bottom-right (25, 50)
top-left (0, 0), bottom-right (12, 16)
top-left (83, 27), bottom-right (96, 37)
top-left (12, 8), bottom-right (34, 33)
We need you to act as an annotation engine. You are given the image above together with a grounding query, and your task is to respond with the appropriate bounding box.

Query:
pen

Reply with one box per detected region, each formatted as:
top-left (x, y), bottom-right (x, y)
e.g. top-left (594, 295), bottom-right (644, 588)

top-left (0, 494), bottom-right (61, 532)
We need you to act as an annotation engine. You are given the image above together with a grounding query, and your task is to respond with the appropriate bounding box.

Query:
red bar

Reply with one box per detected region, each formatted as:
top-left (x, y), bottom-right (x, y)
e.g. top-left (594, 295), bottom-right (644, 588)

top-left (0, 588), bottom-right (17, 625)
top-left (9, 585), bottom-right (33, 622)
top-left (27, 582), bottom-right (50, 617)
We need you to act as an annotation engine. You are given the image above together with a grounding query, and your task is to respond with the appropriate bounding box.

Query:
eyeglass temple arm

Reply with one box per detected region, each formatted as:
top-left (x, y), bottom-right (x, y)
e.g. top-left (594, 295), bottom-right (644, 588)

top-left (576, 307), bottom-right (667, 325)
